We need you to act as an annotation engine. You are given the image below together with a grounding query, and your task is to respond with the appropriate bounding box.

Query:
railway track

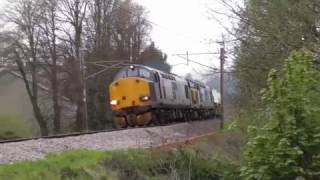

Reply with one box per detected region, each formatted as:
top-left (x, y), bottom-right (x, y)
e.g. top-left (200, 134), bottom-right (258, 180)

top-left (0, 119), bottom-right (219, 164)
top-left (0, 119), bottom-right (217, 144)
top-left (0, 127), bottom-right (124, 144)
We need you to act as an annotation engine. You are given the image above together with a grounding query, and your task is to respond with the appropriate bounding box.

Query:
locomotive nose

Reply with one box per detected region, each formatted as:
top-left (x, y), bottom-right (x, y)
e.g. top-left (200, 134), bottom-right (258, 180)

top-left (109, 77), bottom-right (151, 110)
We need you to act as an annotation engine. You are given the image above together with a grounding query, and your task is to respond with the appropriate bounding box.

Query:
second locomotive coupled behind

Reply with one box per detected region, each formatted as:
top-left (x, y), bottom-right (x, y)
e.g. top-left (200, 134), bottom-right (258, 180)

top-left (109, 65), bottom-right (220, 128)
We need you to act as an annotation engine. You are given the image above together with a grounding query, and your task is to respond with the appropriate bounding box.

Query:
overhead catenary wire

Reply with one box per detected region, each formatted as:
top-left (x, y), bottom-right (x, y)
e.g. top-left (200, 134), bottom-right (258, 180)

top-left (172, 52), bottom-right (220, 56)
top-left (173, 54), bottom-right (219, 71)
top-left (171, 51), bottom-right (277, 74)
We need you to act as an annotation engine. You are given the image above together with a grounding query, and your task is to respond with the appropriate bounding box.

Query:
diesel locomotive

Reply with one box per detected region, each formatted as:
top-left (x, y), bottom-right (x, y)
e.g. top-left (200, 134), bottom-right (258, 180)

top-left (109, 65), bottom-right (220, 128)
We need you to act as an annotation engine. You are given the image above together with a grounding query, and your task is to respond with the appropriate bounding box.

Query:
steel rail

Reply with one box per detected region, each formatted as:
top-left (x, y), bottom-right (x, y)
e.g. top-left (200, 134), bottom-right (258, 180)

top-left (0, 119), bottom-right (216, 144)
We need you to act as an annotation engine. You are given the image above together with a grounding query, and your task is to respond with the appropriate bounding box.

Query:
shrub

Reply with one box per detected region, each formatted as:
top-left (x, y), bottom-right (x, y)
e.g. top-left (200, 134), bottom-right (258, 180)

top-left (103, 150), bottom-right (240, 180)
top-left (241, 50), bottom-right (320, 179)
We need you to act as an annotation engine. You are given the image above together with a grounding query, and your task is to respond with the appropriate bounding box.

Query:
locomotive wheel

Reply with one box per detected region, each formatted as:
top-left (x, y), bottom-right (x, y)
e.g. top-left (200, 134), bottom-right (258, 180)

top-left (159, 116), bottom-right (165, 125)
top-left (159, 112), bottom-right (165, 124)
top-left (152, 112), bottom-right (162, 125)
top-left (176, 110), bottom-right (182, 122)
top-left (159, 111), bottom-right (166, 125)
top-left (115, 123), bottom-right (127, 129)
top-left (113, 116), bottom-right (127, 129)
top-left (150, 113), bottom-right (157, 126)
top-left (184, 110), bottom-right (190, 122)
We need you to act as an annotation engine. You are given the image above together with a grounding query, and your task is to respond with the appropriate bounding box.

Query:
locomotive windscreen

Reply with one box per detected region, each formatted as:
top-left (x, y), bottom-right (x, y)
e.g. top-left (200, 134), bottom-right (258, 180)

top-left (114, 66), bottom-right (153, 80)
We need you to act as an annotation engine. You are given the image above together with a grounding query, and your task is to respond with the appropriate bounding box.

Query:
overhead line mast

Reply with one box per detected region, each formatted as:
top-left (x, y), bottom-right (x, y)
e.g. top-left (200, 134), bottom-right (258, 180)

top-left (172, 40), bottom-right (226, 129)
top-left (219, 44), bottom-right (226, 129)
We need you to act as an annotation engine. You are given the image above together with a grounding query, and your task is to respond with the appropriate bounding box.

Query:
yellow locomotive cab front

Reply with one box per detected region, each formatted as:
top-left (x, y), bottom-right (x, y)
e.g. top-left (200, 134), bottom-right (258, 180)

top-left (109, 76), bottom-right (153, 127)
top-left (109, 77), bottom-right (151, 110)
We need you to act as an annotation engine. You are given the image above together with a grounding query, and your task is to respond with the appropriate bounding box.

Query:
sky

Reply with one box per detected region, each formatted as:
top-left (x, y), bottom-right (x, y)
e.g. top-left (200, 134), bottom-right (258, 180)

top-left (135, 0), bottom-right (236, 77)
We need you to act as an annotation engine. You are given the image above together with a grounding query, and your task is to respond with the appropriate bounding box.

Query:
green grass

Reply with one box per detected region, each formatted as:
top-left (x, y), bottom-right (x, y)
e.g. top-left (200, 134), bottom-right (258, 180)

top-left (0, 115), bottom-right (33, 139)
top-left (0, 149), bottom-right (240, 180)
top-left (0, 150), bottom-right (108, 180)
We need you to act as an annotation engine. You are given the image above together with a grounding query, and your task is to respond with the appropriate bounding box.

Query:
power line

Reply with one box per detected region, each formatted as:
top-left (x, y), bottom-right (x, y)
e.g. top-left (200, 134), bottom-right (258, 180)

top-left (172, 52), bottom-right (220, 56)
top-left (171, 51), bottom-right (276, 74)
top-left (173, 54), bottom-right (219, 71)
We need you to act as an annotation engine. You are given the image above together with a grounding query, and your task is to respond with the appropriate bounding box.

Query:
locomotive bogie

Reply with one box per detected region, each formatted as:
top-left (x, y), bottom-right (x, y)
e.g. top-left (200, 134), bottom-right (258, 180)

top-left (114, 116), bottom-right (127, 128)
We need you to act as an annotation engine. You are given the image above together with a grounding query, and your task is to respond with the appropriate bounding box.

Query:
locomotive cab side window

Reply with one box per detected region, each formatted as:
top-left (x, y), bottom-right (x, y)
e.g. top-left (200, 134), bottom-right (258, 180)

top-left (185, 85), bottom-right (189, 99)
top-left (172, 82), bottom-right (177, 99)
top-left (139, 68), bottom-right (152, 79)
top-left (154, 72), bottom-right (160, 82)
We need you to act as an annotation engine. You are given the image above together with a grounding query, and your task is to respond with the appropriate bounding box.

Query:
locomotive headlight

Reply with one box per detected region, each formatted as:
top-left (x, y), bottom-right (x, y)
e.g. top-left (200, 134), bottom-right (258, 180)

top-left (110, 100), bottom-right (119, 105)
top-left (140, 96), bottom-right (150, 102)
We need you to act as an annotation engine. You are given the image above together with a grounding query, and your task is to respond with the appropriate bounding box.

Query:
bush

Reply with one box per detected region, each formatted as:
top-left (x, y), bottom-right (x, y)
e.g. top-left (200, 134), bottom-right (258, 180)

top-left (102, 149), bottom-right (240, 180)
top-left (241, 50), bottom-right (320, 179)
top-left (226, 110), bottom-right (268, 141)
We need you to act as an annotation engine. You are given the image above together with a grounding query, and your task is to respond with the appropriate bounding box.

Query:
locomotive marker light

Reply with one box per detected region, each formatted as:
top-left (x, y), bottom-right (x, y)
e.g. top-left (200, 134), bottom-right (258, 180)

top-left (140, 95), bottom-right (150, 102)
top-left (110, 100), bottom-right (119, 105)
top-left (130, 65), bottom-right (135, 70)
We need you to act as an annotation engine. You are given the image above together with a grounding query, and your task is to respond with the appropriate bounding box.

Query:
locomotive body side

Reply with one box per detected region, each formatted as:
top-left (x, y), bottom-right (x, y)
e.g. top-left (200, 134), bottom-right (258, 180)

top-left (109, 65), bottom-right (219, 128)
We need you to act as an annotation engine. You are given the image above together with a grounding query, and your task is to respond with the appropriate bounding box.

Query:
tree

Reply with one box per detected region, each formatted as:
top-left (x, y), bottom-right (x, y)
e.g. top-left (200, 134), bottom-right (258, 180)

top-left (138, 42), bottom-right (171, 73)
top-left (2, 0), bottom-right (49, 135)
top-left (59, 0), bottom-right (89, 131)
top-left (110, 0), bottom-right (151, 61)
top-left (211, 0), bottom-right (320, 110)
top-left (38, 0), bottom-right (61, 133)
top-left (0, 0), bottom-right (170, 133)
top-left (82, 0), bottom-right (160, 130)
top-left (241, 50), bottom-right (320, 179)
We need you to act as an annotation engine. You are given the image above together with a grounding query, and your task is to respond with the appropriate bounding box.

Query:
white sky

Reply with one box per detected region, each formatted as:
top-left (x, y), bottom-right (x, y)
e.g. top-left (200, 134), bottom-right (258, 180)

top-left (135, 0), bottom-right (237, 77)
top-left (0, 0), bottom-right (238, 78)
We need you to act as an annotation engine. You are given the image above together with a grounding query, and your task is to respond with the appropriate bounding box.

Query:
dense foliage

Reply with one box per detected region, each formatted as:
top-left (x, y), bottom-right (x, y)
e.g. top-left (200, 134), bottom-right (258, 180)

top-left (241, 50), bottom-right (320, 179)
top-left (233, 0), bottom-right (320, 109)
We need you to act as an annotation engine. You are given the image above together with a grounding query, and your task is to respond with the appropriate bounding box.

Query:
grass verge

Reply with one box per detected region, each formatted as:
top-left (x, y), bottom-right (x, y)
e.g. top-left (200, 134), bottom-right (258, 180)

top-left (0, 115), bottom-right (33, 140)
top-left (0, 134), bottom-right (241, 180)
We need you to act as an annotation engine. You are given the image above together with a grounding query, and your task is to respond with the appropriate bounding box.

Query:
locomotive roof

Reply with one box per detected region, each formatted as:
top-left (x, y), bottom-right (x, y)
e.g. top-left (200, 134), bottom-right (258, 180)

top-left (128, 64), bottom-right (181, 78)
top-left (126, 64), bottom-right (208, 88)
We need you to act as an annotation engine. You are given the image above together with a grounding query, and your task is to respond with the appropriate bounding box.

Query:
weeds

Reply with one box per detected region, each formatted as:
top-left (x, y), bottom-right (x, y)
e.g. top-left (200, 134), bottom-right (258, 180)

top-left (0, 148), bottom-right (240, 180)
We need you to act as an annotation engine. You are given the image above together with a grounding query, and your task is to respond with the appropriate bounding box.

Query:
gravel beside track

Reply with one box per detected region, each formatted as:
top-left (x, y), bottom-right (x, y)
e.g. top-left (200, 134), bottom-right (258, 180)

top-left (0, 119), bottom-right (219, 164)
